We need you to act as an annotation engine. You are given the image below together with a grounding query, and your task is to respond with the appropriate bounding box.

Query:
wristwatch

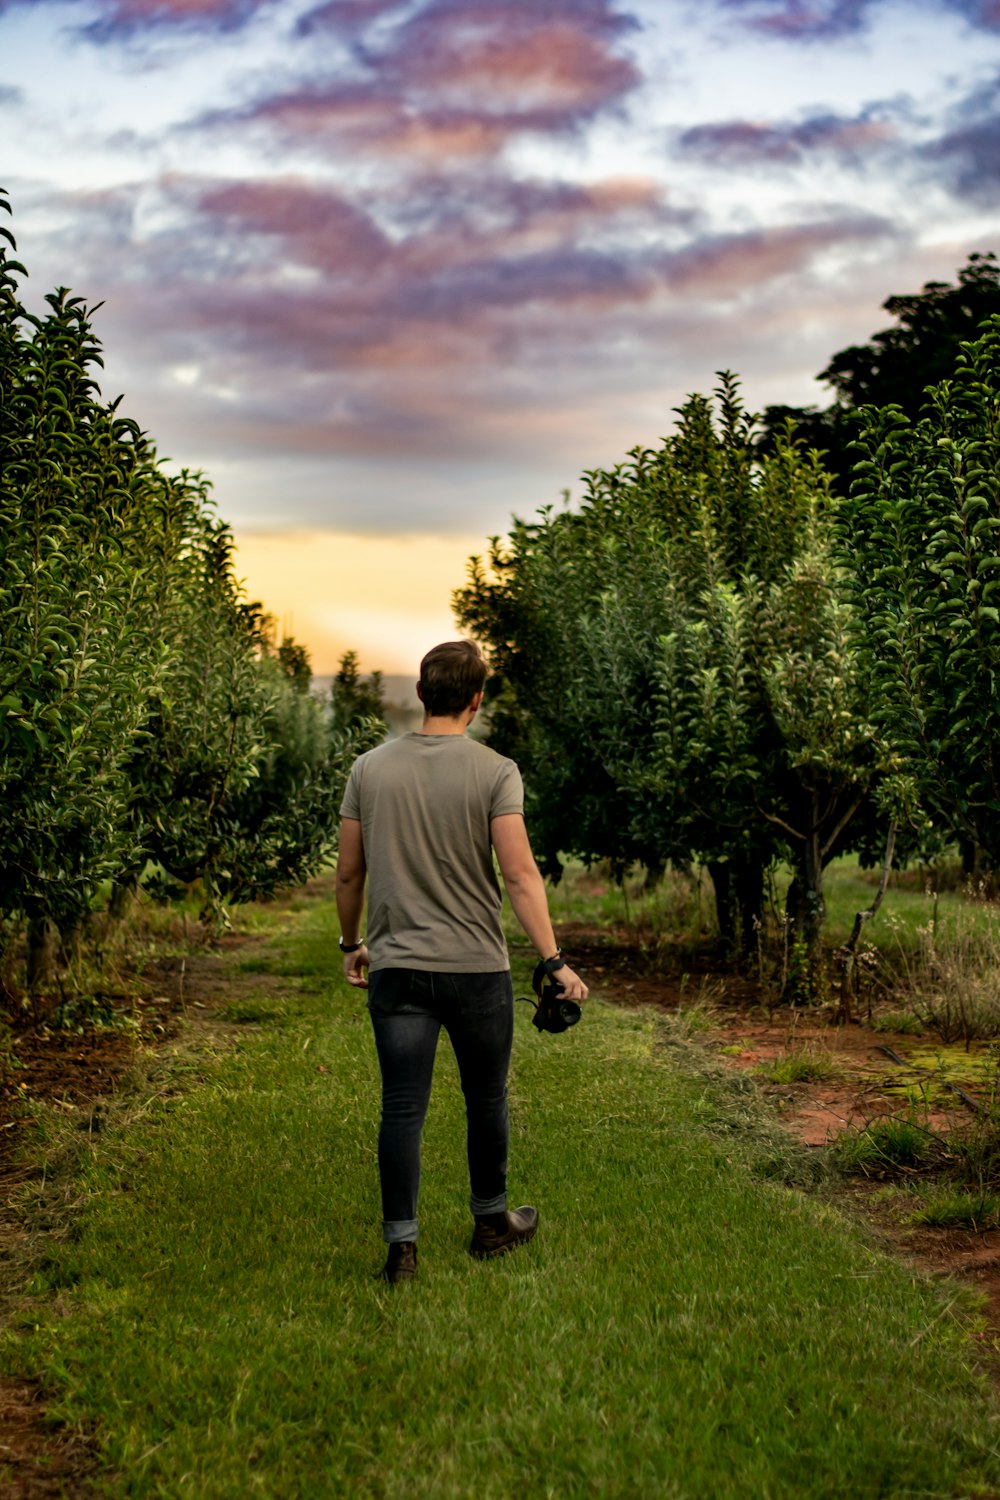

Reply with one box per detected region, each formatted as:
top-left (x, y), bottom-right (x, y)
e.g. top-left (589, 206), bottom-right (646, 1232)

top-left (339, 936), bottom-right (365, 953)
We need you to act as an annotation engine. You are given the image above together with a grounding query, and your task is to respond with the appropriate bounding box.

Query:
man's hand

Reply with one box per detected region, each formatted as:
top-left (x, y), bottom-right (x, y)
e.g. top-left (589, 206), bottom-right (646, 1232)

top-left (342, 944), bottom-right (370, 989)
top-left (554, 964), bottom-right (588, 1002)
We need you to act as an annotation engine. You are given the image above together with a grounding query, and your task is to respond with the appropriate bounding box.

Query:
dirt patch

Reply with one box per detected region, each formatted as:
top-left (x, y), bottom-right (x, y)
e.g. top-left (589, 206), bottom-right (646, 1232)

top-left (0, 1380), bottom-right (102, 1498)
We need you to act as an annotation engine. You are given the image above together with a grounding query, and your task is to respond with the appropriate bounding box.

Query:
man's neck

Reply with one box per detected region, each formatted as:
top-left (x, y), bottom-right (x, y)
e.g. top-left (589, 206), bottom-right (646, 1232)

top-left (419, 712), bottom-right (471, 736)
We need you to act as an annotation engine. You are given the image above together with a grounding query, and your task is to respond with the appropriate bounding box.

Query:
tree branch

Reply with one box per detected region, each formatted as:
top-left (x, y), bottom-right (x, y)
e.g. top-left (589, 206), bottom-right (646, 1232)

top-left (758, 807), bottom-right (805, 842)
top-left (820, 792), bottom-right (865, 863)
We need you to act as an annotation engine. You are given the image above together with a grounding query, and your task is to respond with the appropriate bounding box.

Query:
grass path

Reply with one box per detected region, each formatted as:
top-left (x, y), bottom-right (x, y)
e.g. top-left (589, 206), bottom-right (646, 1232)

top-left (5, 892), bottom-right (1000, 1498)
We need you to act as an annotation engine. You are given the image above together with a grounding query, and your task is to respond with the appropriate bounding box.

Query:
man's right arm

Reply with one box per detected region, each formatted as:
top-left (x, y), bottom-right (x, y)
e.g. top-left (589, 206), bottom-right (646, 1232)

top-left (336, 817), bottom-right (370, 988)
top-left (490, 814), bottom-right (588, 1002)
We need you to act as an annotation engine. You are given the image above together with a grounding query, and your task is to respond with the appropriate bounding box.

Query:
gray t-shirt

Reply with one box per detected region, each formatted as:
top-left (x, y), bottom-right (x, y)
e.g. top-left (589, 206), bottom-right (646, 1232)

top-left (339, 733), bottom-right (524, 972)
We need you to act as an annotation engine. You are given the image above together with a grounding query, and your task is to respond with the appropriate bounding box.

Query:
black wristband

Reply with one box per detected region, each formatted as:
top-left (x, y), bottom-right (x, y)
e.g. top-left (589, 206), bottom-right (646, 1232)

top-left (339, 937), bottom-right (365, 954)
top-left (543, 951), bottom-right (566, 975)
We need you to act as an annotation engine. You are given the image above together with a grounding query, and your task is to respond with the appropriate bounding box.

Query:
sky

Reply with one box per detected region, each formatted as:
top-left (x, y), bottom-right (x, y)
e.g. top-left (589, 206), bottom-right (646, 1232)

top-left (3, 0), bottom-right (999, 671)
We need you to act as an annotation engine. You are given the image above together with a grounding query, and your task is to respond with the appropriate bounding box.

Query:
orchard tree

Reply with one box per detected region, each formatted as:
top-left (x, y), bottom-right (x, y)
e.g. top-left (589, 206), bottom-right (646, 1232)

top-left (761, 253), bottom-right (1000, 491)
top-left (122, 521), bottom-right (382, 921)
top-left (0, 199), bottom-right (170, 995)
top-left (0, 188), bottom-right (378, 1013)
top-left (331, 650), bottom-right (386, 734)
top-left (457, 378), bottom-right (886, 973)
top-left (839, 316), bottom-right (1000, 866)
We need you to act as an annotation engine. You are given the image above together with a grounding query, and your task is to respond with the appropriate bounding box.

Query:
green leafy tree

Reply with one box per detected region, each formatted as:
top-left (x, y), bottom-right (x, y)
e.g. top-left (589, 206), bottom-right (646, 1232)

top-left (123, 527), bottom-right (382, 920)
top-left (330, 650), bottom-right (386, 734)
top-left (0, 188), bottom-right (377, 1011)
top-left (0, 196), bottom-right (169, 998)
top-left (458, 379), bottom-right (884, 975)
top-left (839, 316), bottom-right (1000, 866)
top-left (761, 253), bottom-right (1000, 491)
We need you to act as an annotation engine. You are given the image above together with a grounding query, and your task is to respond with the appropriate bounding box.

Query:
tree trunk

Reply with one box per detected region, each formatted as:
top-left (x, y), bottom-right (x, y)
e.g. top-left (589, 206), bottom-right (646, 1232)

top-left (837, 822), bottom-right (897, 1023)
top-left (784, 826), bottom-right (825, 1003)
top-left (26, 916), bottom-right (55, 998)
top-left (109, 876), bottom-right (138, 921)
top-left (0, 915), bottom-right (20, 1016)
top-left (708, 856), bottom-right (764, 960)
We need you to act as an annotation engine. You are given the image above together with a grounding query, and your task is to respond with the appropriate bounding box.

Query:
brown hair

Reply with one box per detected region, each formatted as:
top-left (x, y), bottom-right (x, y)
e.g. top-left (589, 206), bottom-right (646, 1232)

top-left (419, 640), bottom-right (488, 717)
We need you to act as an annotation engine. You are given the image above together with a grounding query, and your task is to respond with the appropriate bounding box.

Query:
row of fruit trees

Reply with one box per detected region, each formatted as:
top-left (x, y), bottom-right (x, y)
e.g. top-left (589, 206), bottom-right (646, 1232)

top-left (0, 191), bottom-right (382, 1018)
top-left (457, 279), bottom-right (1000, 999)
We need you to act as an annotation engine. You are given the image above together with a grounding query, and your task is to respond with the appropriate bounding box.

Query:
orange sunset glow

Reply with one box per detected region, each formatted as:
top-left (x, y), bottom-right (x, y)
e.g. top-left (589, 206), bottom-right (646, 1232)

top-left (234, 530), bottom-right (488, 675)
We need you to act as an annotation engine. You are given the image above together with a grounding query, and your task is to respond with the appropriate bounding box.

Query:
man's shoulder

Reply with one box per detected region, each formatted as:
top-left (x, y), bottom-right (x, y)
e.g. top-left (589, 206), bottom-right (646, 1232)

top-left (349, 736), bottom-right (410, 778)
top-left (464, 737), bottom-right (519, 772)
top-left (352, 734), bottom-right (520, 782)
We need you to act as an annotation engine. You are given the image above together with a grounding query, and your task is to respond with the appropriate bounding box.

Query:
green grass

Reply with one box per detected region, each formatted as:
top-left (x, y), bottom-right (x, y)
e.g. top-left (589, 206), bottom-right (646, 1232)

top-left (536, 854), bottom-right (994, 970)
top-left (871, 1011), bottom-right (925, 1036)
top-left (5, 896), bottom-right (1000, 1498)
top-left (834, 1116), bottom-right (941, 1174)
top-left (755, 1047), bottom-right (842, 1084)
top-left (909, 1189), bottom-right (1000, 1230)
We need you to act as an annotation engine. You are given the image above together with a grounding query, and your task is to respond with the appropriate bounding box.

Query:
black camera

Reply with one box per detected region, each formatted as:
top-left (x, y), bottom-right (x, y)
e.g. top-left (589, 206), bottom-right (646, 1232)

top-left (529, 960), bottom-right (581, 1034)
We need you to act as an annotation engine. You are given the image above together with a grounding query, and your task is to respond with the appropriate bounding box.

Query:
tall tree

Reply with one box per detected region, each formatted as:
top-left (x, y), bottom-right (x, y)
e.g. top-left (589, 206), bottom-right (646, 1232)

top-left (457, 378), bottom-right (884, 975)
top-left (839, 315), bottom-right (1000, 867)
top-left (760, 253), bottom-right (1000, 490)
top-left (0, 203), bottom-right (169, 994)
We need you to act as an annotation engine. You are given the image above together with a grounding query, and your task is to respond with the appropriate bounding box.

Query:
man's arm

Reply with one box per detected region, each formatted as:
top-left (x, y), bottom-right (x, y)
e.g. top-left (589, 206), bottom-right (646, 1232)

top-left (490, 814), bottom-right (588, 1001)
top-left (336, 817), bottom-right (370, 988)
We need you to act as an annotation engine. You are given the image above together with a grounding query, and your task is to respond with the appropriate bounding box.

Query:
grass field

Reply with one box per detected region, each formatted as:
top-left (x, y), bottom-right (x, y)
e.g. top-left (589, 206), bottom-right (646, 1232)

top-left (4, 886), bottom-right (1000, 1498)
top-left (546, 855), bottom-right (989, 952)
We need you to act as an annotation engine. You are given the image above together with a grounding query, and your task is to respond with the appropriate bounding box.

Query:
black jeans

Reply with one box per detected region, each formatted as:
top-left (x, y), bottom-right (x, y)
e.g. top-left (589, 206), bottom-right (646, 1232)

top-left (367, 968), bottom-right (514, 1243)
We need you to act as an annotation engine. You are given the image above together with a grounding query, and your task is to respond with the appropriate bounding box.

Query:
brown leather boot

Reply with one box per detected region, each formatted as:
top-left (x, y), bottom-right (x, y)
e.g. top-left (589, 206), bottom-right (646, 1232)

top-left (469, 1205), bottom-right (539, 1259)
top-left (381, 1241), bottom-right (418, 1284)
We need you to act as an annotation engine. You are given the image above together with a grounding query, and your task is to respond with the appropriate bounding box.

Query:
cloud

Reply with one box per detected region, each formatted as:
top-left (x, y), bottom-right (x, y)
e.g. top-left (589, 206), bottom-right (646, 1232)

top-left (92, 0), bottom-right (267, 34)
top-left (922, 70), bottom-right (1000, 201)
top-left (0, 0), bottom-right (270, 37)
top-left (38, 175), bottom-right (895, 450)
top-left (207, 0), bottom-right (642, 158)
top-left (712, 0), bottom-right (873, 39)
top-left (294, 0), bottom-right (414, 37)
top-left (662, 214), bottom-right (898, 296)
top-left (949, 0), bottom-right (1000, 28)
top-left (676, 110), bottom-right (896, 167)
top-left (712, 0), bottom-right (1000, 39)
top-left (0, 83), bottom-right (25, 105)
top-left (155, 170), bottom-right (686, 372)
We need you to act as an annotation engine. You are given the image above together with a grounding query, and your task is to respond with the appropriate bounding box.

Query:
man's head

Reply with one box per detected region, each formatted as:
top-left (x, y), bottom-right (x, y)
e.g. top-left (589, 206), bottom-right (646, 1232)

top-left (418, 640), bottom-right (488, 718)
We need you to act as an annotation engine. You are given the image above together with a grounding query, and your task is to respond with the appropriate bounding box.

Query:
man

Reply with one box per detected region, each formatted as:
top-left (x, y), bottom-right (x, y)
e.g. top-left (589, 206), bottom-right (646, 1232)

top-left (336, 639), bottom-right (588, 1284)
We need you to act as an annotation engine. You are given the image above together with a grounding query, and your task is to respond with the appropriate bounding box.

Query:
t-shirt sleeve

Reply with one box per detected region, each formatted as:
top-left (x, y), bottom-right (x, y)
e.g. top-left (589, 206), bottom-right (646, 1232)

top-left (340, 758), bottom-right (363, 820)
top-left (490, 758), bottom-right (524, 819)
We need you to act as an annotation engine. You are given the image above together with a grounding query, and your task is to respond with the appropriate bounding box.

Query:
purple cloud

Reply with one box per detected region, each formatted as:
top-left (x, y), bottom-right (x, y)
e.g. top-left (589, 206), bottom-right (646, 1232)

top-left (11, 172), bottom-right (907, 516)
top-left (714, 0), bottom-right (1000, 39)
top-left (662, 214), bottom-right (897, 294)
top-left (0, 0), bottom-right (269, 37)
top-left (949, 0), bottom-right (1000, 27)
top-left (925, 125), bottom-right (1000, 202)
top-left (922, 71), bottom-right (1000, 202)
top-left (208, 0), bottom-right (641, 157)
top-left (295, 0), bottom-right (414, 36)
top-left (677, 111), bottom-right (896, 167)
top-left (54, 175), bottom-right (894, 380)
top-left (713, 0), bottom-right (872, 39)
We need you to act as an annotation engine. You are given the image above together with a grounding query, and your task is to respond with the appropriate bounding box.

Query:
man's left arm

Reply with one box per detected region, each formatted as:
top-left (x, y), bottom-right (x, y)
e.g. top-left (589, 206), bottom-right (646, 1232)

top-left (336, 817), bottom-right (370, 987)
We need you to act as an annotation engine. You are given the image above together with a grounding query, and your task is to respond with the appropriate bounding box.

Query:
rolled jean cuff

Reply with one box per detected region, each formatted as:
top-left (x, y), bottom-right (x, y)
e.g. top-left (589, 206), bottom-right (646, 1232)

top-left (470, 1192), bottom-right (507, 1216)
top-left (383, 1218), bottom-right (419, 1243)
